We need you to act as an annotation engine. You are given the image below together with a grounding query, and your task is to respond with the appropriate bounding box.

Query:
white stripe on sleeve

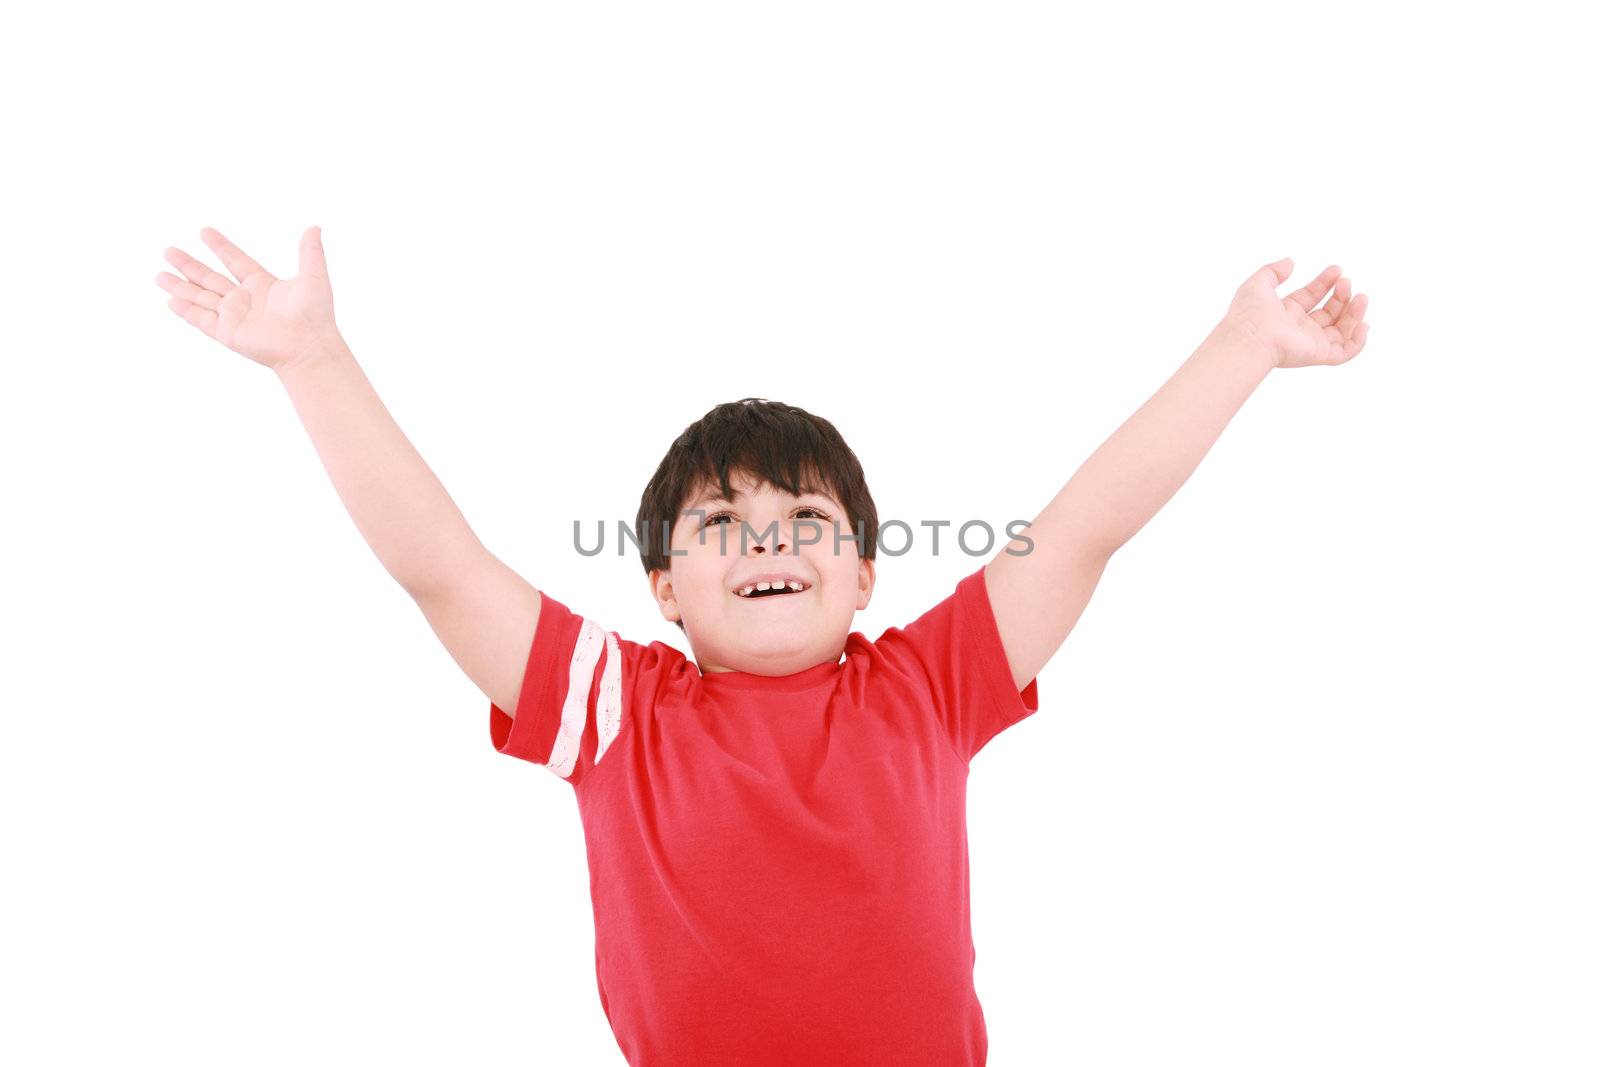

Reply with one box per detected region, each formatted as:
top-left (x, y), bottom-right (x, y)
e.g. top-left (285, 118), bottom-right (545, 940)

top-left (548, 618), bottom-right (606, 778)
top-left (595, 632), bottom-right (623, 764)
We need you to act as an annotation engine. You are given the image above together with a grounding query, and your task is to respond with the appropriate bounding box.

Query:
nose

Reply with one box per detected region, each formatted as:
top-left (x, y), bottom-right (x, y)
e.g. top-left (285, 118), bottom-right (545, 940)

top-left (746, 516), bottom-right (792, 556)
top-left (749, 534), bottom-right (789, 556)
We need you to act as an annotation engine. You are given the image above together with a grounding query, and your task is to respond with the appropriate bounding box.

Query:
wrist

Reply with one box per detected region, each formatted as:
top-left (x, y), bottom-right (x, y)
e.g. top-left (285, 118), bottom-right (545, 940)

top-left (1204, 317), bottom-right (1279, 375)
top-left (276, 332), bottom-right (354, 383)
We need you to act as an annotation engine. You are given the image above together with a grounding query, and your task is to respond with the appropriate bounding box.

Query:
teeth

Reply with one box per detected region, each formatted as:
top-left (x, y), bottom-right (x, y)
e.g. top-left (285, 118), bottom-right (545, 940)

top-left (734, 580), bottom-right (809, 597)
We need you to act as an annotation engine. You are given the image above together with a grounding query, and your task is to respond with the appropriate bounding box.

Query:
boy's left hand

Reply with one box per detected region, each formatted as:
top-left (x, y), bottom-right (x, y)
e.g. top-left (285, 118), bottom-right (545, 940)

top-left (1221, 258), bottom-right (1371, 369)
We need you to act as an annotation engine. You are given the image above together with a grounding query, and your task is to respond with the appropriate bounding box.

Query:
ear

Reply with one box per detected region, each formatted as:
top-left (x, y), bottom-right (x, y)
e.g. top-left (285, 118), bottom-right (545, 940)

top-left (856, 557), bottom-right (875, 611)
top-left (650, 569), bottom-right (682, 623)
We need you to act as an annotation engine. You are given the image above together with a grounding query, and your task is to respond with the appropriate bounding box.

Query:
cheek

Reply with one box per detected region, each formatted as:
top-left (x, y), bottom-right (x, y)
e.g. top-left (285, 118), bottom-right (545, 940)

top-left (823, 571), bottom-right (860, 606)
top-left (687, 524), bottom-right (742, 559)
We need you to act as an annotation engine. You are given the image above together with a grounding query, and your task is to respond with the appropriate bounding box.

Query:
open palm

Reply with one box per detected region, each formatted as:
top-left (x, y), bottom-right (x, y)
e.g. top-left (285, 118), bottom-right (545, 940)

top-left (1225, 258), bottom-right (1371, 369)
top-left (155, 226), bottom-right (339, 371)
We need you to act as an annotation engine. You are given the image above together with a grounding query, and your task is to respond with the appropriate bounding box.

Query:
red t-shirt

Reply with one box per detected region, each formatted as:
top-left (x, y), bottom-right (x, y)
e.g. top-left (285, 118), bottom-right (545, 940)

top-left (489, 563), bottom-right (1040, 1066)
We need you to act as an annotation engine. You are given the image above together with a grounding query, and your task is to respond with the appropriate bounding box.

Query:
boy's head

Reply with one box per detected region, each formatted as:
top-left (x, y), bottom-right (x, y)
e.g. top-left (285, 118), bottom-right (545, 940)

top-left (635, 398), bottom-right (879, 676)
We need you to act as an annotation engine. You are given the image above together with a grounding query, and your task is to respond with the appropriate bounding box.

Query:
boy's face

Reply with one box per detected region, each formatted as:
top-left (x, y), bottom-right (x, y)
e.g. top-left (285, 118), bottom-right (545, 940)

top-left (651, 470), bottom-right (874, 675)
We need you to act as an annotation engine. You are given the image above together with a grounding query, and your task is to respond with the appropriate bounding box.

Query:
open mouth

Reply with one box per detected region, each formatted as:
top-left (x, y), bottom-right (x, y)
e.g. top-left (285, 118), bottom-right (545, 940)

top-left (733, 580), bottom-right (810, 600)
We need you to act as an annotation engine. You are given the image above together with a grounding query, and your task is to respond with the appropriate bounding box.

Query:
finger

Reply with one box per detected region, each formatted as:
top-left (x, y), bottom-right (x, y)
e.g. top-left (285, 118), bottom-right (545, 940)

top-left (166, 294), bottom-right (220, 337)
top-left (155, 270), bottom-right (221, 311)
top-left (200, 227), bottom-right (275, 285)
top-left (1317, 293), bottom-right (1367, 364)
top-left (1250, 257), bottom-right (1293, 290)
top-left (1311, 276), bottom-right (1351, 327)
top-left (1330, 319), bottom-right (1370, 365)
top-left (164, 245), bottom-right (238, 297)
top-left (1286, 264), bottom-right (1340, 315)
top-left (1336, 293), bottom-right (1369, 340)
top-left (298, 225), bottom-right (329, 281)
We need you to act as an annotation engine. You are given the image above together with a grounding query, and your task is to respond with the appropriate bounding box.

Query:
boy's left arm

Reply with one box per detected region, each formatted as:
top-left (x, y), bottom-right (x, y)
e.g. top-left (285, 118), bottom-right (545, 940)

top-left (987, 258), bottom-right (1372, 690)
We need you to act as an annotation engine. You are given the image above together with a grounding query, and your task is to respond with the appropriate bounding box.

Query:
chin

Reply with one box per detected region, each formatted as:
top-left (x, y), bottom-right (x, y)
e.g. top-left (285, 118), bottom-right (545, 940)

top-left (735, 637), bottom-right (814, 660)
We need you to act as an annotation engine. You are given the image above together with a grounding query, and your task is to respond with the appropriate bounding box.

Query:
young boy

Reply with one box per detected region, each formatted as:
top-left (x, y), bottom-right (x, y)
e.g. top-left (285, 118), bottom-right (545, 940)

top-left (156, 226), bottom-right (1371, 1065)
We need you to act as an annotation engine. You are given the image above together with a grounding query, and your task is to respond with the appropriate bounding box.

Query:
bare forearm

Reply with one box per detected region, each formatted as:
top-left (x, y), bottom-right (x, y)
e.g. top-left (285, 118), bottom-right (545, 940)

top-left (274, 337), bottom-right (486, 597)
top-left (1034, 323), bottom-right (1275, 559)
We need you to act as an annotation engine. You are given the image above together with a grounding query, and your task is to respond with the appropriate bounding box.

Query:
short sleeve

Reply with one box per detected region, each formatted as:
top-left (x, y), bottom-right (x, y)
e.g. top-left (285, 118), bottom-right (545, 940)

top-left (489, 589), bottom-right (684, 789)
top-left (871, 564), bottom-right (1040, 763)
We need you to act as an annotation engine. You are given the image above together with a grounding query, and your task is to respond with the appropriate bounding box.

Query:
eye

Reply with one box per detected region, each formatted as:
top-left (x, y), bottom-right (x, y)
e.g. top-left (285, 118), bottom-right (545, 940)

top-left (703, 511), bottom-right (734, 526)
top-left (795, 507), bottom-right (830, 520)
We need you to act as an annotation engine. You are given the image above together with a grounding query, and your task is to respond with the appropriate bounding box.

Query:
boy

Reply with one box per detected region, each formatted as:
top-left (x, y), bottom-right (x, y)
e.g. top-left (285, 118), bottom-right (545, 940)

top-left (155, 226), bottom-right (1371, 1065)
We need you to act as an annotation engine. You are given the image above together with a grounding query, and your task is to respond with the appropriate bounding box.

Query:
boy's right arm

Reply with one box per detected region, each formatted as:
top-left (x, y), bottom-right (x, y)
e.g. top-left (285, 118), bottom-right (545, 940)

top-left (412, 553), bottom-right (543, 720)
top-left (275, 341), bottom-right (543, 718)
top-left (412, 550), bottom-right (544, 726)
top-left (156, 226), bottom-right (541, 718)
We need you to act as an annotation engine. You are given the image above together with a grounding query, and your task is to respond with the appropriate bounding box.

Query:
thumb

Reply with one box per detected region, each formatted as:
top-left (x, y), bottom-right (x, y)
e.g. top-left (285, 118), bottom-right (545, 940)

top-left (1248, 256), bottom-right (1292, 290)
top-left (299, 225), bottom-right (329, 281)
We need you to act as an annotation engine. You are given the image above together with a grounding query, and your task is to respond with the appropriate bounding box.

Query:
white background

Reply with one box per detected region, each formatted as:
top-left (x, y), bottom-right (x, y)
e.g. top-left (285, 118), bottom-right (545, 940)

top-left (5, 2), bottom-right (1596, 1064)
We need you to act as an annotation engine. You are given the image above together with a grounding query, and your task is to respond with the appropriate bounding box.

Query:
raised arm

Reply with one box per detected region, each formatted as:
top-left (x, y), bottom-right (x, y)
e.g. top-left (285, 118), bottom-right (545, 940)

top-left (157, 226), bottom-right (542, 716)
top-left (985, 258), bottom-right (1372, 690)
top-left (275, 340), bottom-right (544, 716)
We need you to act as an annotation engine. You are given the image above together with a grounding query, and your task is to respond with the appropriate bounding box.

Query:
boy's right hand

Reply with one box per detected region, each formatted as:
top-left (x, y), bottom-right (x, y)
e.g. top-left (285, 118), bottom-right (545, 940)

top-left (156, 226), bottom-right (342, 373)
